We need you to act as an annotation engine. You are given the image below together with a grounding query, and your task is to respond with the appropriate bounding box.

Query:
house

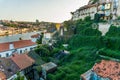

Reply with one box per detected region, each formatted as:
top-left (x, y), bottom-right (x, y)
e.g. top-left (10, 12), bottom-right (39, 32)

top-left (71, 4), bottom-right (97, 20)
top-left (31, 33), bottom-right (40, 42)
top-left (0, 40), bottom-right (37, 58)
top-left (0, 53), bottom-right (35, 80)
top-left (42, 32), bottom-right (52, 44)
top-left (0, 58), bottom-right (19, 80)
top-left (81, 60), bottom-right (120, 80)
top-left (41, 62), bottom-right (57, 73)
top-left (71, 0), bottom-right (120, 21)
top-left (0, 71), bottom-right (6, 80)
top-left (11, 53), bottom-right (35, 79)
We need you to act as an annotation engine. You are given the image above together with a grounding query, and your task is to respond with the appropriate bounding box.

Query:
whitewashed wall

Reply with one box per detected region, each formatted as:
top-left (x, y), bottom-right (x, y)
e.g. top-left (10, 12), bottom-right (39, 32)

top-left (0, 45), bottom-right (37, 58)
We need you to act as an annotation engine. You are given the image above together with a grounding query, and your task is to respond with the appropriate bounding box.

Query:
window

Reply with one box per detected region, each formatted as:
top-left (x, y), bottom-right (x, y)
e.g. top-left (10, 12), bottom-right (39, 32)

top-left (6, 53), bottom-right (9, 57)
top-left (20, 50), bottom-right (22, 54)
top-left (30, 48), bottom-right (33, 51)
top-left (24, 49), bottom-right (27, 53)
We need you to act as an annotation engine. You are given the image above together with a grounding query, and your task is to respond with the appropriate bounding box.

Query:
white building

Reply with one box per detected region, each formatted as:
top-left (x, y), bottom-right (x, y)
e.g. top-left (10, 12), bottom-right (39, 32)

top-left (71, 4), bottom-right (97, 20)
top-left (71, 0), bottom-right (120, 21)
top-left (31, 33), bottom-right (40, 42)
top-left (0, 40), bottom-right (37, 58)
top-left (42, 32), bottom-right (52, 44)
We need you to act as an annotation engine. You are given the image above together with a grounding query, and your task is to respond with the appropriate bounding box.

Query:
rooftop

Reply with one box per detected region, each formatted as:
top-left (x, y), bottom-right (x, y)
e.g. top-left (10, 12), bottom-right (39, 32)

top-left (93, 60), bottom-right (120, 80)
top-left (0, 71), bottom-right (6, 80)
top-left (31, 33), bottom-right (40, 38)
top-left (11, 53), bottom-right (35, 70)
top-left (0, 40), bottom-right (36, 52)
top-left (41, 62), bottom-right (57, 72)
top-left (0, 43), bottom-right (9, 52)
top-left (0, 58), bottom-right (19, 79)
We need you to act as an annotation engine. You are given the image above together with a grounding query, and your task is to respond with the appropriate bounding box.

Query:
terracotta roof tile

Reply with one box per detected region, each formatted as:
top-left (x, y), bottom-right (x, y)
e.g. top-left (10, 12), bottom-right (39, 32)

top-left (0, 58), bottom-right (19, 79)
top-left (0, 40), bottom-right (36, 52)
top-left (31, 34), bottom-right (40, 38)
top-left (0, 71), bottom-right (6, 80)
top-left (11, 53), bottom-right (35, 70)
top-left (0, 43), bottom-right (9, 52)
top-left (93, 60), bottom-right (120, 79)
top-left (13, 40), bottom-right (36, 49)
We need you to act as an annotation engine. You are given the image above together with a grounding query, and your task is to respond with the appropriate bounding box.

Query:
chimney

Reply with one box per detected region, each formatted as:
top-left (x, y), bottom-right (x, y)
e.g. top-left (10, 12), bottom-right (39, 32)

top-left (9, 42), bottom-right (14, 50)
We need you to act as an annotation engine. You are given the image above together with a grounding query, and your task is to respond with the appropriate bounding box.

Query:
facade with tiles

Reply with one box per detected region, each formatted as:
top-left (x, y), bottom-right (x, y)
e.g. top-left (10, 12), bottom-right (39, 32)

top-left (0, 40), bottom-right (37, 58)
top-left (71, 0), bottom-right (120, 21)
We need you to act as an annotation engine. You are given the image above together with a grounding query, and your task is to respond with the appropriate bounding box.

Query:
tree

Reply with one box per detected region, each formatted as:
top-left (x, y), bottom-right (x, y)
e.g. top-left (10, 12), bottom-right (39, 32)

top-left (63, 20), bottom-right (74, 31)
top-left (35, 45), bottom-right (49, 57)
top-left (19, 37), bottom-right (22, 40)
top-left (84, 16), bottom-right (91, 21)
top-left (94, 13), bottom-right (100, 23)
top-left (14, 72), bottom-right (25, 80)
top-left (36, 32), bottom-right (44, 44)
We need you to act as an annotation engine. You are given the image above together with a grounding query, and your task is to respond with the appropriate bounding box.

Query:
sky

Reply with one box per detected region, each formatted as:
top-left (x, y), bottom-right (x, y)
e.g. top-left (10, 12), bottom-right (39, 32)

top-left (0, 0), bottom-right (89, 22)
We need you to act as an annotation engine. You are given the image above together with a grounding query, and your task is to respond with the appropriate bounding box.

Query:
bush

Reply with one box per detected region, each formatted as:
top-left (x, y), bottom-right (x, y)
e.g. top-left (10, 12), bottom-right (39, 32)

top-left (48, 47), bottom-right (100, 80)
top-left (80, 27), bottom-right (102, 36)
top-left (68, 35), bottom-right (103, 49)
top-left (99, 48), bottom-right (120, 59)
top-left (106, 25), bottom-right (120, 37)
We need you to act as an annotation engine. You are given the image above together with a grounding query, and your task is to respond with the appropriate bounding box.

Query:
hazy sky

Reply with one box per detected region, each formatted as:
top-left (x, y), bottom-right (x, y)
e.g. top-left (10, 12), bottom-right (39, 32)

top-left (0, 0), bottom-right (89, 22)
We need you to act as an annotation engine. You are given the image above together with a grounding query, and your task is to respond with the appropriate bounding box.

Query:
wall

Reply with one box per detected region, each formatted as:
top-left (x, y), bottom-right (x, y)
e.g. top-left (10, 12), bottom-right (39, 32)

top-left (17, 45), bottom-right (37, 54)
top-left (31, 38), bottom-right (37, 43)
top-left (7, 74), bottom-right (17, 80)
top-left (0, 45), bottom-right (37, 58)
top-left (72, 6), bottom-right (97, 21)
top-left (0, 50), bottom-right (13, 57)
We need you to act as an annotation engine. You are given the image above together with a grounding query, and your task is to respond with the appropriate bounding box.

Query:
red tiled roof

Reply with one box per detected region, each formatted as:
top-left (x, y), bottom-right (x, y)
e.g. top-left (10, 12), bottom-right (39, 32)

top-left (0, 43), bottom-right (9, 52)
top-left (0, 71), bottom-right (6, 80)
top-left (31, 34), bottom-right (40, 38)
top-left (11, 53), bottom-right (35, 70)
top-left (0, 40), bottom-right (36, 52)
top-left (13, 40), bottom-right (36, 49)
top-left (93, 60), bottom-right (120, 80)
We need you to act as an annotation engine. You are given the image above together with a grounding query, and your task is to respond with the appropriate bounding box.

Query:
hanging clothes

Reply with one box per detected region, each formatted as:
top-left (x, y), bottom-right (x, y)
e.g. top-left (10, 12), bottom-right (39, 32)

top-left (101, 5), bottom-right (105, 11)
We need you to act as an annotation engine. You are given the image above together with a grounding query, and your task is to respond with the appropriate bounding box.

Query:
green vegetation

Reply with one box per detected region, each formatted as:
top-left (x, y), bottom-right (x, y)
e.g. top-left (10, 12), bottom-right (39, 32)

top-left (46, 16), bottom-right (103, 80)
top-left (92, 0), bottom-right (99, 4)
top-left (47, 47), bottom-right (101, 80)
top-left (106, 25), bottom-right (120, 37)
top-left (34, 16), bottom-right (120, 80)
top-left (99, 48), bottom-right (120, 59)
top-left (14, 73), bottom-right (25, 80)
top-left (36, 32), bottom-right (44, 44)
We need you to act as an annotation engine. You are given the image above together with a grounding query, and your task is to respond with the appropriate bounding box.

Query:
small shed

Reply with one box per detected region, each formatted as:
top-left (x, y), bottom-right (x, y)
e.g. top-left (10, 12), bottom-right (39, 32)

top-left (41, 62), bottom-right (57, 73)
